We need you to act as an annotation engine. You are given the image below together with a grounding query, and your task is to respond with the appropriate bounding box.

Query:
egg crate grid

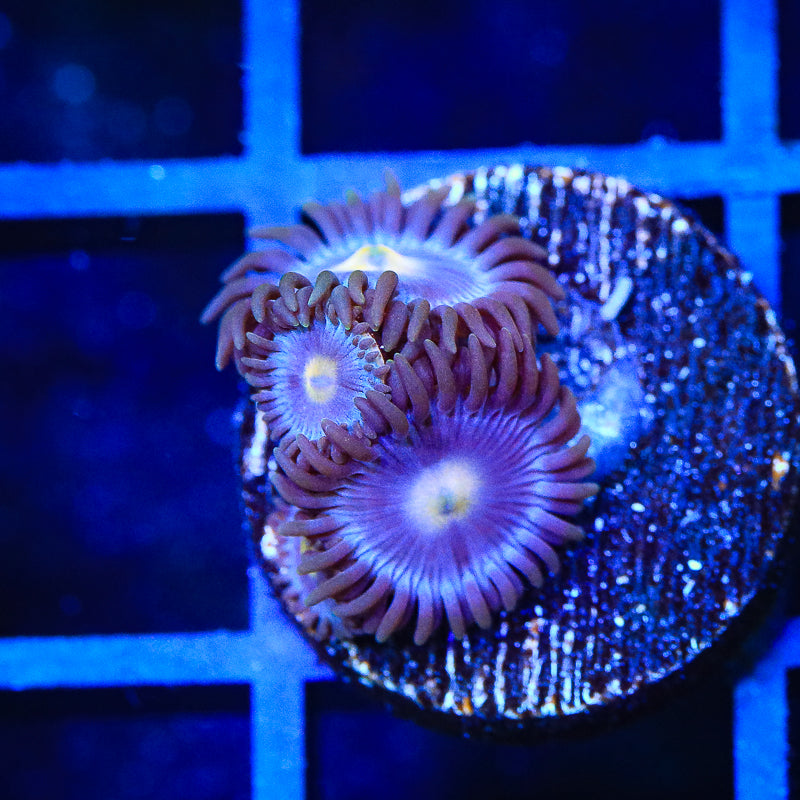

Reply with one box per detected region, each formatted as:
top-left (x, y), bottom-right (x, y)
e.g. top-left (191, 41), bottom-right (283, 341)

top-left (0, 0), bottom-right (798, 798)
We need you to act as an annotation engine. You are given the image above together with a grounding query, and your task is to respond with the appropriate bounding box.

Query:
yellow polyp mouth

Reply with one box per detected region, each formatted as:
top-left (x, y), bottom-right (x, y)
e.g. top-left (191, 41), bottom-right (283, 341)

top-left (303, 355), bottom-right (338, 404)
top-left (335, 244), bottom-right (422, 278)
top-left (407, 459), bottom-right (480, 531)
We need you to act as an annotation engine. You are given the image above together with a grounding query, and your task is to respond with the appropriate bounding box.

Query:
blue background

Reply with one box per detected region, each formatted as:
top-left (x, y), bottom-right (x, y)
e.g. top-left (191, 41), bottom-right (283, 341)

top-left (0, 1), bottom-right (798, 798)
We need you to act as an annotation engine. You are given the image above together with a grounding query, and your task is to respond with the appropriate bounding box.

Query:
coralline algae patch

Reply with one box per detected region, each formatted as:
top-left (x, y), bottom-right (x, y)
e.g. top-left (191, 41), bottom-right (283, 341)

top-left (239, 165), bottom-right (798, 734)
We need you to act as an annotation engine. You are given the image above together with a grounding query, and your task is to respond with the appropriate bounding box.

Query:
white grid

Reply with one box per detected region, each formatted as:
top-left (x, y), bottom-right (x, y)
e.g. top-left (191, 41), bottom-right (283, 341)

top-left (0, 0), bottom-right (798, 797)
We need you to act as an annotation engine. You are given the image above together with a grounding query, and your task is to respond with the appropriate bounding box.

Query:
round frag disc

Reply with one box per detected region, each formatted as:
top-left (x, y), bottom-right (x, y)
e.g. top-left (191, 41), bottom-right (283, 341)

top-left (241, 165), bottom-right (799, 736)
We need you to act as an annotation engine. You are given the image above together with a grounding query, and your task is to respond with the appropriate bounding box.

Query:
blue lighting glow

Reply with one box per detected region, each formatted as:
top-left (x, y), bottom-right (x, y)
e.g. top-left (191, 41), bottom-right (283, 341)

top-left (52, 63), bottom-right (96, 105)
top-left (0, 1), bottom-right (796, 799)
top-left (0, 12), bottom-right (12, 50)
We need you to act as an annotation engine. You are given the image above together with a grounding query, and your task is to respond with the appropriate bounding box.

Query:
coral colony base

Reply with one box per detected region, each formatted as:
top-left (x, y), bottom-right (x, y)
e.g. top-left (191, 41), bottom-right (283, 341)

top-left (205, 166), bottom-right (799, 732)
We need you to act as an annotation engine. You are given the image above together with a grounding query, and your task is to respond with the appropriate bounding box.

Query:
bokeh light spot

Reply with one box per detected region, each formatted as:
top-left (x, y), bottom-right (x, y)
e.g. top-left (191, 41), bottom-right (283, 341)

top-left (52, 63), bottom-right (96, 105)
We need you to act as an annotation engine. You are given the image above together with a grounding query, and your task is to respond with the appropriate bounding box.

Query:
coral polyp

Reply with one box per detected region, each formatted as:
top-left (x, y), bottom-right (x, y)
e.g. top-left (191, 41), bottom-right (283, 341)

top-left (244, 318), bottom-right (388, 444)
top-left (271, 341), bottom-right (599, 645)
top-left (202, 174), bottom-right (565, 370)
top-left (258, 500), bottom-right (347, 642)
top-left (238, 270), bottom-right (414, 451)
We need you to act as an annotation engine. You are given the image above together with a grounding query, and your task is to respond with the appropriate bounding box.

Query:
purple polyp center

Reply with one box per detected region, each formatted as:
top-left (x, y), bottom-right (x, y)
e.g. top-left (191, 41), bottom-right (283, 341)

top-left (329, 403), bottom-right (554, 585)
top-left (267, 320), bottom-right (383, 440)
top-left (311, 242), bottom-right (493, 307)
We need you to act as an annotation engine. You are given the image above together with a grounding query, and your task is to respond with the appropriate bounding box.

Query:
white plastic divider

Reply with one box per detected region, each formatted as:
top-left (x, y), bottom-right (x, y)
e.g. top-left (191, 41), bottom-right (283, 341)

top-left (734, 618), bottom-right (800, 800)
